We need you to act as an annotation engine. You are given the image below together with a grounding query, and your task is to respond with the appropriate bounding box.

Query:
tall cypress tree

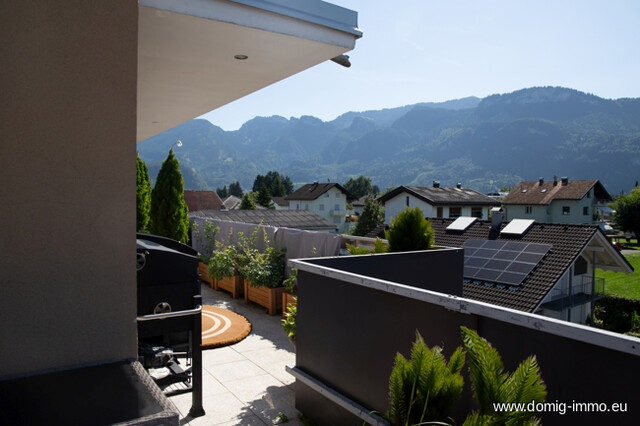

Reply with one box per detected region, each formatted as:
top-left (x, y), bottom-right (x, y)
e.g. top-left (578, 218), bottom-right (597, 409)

top-left (136, 153), bottom-right (152, 233)
top-left (150, 149), bottom-right (189, 242)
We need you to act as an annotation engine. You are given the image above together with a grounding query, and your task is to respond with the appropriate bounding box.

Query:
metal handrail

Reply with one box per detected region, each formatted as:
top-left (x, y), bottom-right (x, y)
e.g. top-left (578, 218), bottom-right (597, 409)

top-left (136, 305), bottom-right (202, 322)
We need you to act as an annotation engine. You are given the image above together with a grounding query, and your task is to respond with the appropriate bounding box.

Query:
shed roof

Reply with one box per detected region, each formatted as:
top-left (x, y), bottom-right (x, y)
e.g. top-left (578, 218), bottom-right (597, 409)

top-left (190, 209), bottom-right (337, 231)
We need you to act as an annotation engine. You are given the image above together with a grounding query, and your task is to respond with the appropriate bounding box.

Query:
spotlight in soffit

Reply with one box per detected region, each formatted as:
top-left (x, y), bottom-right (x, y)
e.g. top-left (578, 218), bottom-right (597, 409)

top-left (234, 54), bottom-right (248, 60)
top-left (330, 54), bottom-right (351, 68)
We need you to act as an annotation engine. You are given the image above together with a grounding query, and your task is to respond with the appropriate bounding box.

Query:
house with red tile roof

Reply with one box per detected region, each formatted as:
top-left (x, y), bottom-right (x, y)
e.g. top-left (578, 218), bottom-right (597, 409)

top-left (501, 177), bottom-right (612, 225)
top-left (429, 212), bottom-right (633, 324)
top-left (378, 182), bottom-right (501, 224)
top-left (184, 190), bottom-right (223, 212)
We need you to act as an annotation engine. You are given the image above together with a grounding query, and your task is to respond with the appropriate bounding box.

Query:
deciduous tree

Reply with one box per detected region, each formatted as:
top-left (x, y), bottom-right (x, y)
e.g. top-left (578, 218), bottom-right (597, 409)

top-left (612, 187), bottom-right (640, 240)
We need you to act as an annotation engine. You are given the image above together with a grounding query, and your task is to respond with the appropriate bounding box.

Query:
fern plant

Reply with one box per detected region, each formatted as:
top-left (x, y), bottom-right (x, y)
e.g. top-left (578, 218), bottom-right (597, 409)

top-left (460, 327), bottom-right (546, 426)
top-left (388, 331), bottom-right (465, 426)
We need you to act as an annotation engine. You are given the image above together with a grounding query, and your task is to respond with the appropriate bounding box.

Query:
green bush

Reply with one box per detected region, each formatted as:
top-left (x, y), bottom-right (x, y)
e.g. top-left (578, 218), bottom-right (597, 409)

top-left (388, 331), bottom-right (465, 425)
top-left (385, 207), bottom-right (434, 252)
top-left (595, 295), bottom-right (640, 333)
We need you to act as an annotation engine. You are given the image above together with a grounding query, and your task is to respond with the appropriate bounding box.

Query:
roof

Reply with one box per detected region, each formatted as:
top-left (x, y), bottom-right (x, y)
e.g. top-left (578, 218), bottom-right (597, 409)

top-left (429, 217), bottom-right (632, 313)
top-left (272, 196), bottom-right (289, 207)
top-left (184, 190), bottom-right (223, 211)
top-left (378, 185), bottom-right (501, 207)
top-left (285, 182), bottom-right (357, 201)
top-left (222, 195), bottom-right (242, 210)
top-left (189, 209), bottom-right (338, 231)
top-left (501, 178), bottom-right (612, 205)
top-left (138, 0), bottom-right (361, 141)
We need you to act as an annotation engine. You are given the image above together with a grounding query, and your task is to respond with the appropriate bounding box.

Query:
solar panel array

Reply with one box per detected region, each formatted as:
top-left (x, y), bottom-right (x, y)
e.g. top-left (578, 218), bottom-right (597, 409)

top-left (462, 239), bottom-right (551, 287)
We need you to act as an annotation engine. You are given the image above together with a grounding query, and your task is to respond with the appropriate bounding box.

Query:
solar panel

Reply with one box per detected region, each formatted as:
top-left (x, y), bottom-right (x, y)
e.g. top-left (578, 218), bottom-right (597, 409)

top-left (462, 239), bottom-right (551, 287)
top-left (446, 216), bottom-right (478, 231)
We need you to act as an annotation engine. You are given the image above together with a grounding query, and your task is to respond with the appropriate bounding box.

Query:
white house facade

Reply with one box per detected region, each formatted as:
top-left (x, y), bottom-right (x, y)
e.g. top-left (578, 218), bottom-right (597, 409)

top-left (379, 183), bottom-right (501, 225)
top-left (285, 183), bottom-right (355, 233)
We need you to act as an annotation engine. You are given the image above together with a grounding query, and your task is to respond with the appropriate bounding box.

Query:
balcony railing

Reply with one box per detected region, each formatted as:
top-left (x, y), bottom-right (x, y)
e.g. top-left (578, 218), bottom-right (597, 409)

top-left (540, 276), bottom-right (605, 311)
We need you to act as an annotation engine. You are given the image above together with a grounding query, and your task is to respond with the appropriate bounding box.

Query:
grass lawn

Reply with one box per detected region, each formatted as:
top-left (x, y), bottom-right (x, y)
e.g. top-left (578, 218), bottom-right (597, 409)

top-left (597, 252), bottom-right (640, 299)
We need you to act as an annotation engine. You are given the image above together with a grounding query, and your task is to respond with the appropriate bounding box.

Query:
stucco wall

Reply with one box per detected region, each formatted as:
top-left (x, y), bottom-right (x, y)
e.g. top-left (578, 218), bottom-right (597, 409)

top-left (0, 1), bottom-right (138, 377)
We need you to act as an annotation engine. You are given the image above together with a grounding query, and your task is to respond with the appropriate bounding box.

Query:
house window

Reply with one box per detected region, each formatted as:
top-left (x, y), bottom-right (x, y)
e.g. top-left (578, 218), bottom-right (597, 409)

top-left (471, 207), bottom-right (482, 218)
top-left (586, 190), bottom-right (591, 199)
top-left (562, 206), bottom-right (570, 216)
top-left (449, 207), bottom-right (461, 218)
top-left (295, 203), bottom-right (299, 211)
top-left (574, 256), bottom-right (587, 275)
top-left (335, 192), bottom-right (340, 197)
top-left (319, 204), bottom-right (325, 211)
top-left (334, 204), bottom-right (340, 211)
top-left (583, 206), bottom-right (589, 216)
top-left (324, 193), bottom-right (330, 198)
top-left (406, 196), bottom-right (410, 207)
top-left (436, 207), bottom-right (443, 218)
top-left (304, 203), bottom-right (309, 210)
top-left (525, 206), bottom-right (533, 214)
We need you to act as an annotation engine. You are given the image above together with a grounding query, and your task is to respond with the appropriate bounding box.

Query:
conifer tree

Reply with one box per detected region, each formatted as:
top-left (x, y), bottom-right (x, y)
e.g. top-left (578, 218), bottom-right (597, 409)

top-left (136, 153), bottom-right (152, 233)
top-left (353, 195), bottom-right (384, 236)
top-left (150, 149), bottom-right (189, 242)
top-left (239, 193), bottom-right (256, 210)
top-left (256, 183), bottom-right (274, 209)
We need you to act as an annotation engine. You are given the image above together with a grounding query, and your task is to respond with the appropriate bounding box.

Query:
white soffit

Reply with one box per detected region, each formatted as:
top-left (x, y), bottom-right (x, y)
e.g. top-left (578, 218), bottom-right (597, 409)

top-left (500, 219), bottom-right (535, 235)
top-left (447, 216), bottom-right (477, 231)
top-left (137, 0), bottom-right (361, 142)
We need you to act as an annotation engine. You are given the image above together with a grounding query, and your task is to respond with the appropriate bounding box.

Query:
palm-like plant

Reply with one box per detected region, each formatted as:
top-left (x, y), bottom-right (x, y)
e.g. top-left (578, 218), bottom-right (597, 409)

top-left (388, 331), bottom-right (465, 425)
top-left (460, 327), bottom-right (546, 426)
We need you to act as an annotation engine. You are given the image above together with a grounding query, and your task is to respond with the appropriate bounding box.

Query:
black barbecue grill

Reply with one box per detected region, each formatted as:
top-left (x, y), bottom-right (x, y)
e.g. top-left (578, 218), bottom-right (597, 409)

top-left (136, 233), bottom-right (204, 418)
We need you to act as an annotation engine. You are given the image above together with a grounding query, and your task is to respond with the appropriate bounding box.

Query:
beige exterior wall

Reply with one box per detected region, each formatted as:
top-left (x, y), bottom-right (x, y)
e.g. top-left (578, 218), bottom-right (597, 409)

top-left (0, 1), bottom-right (138, 378)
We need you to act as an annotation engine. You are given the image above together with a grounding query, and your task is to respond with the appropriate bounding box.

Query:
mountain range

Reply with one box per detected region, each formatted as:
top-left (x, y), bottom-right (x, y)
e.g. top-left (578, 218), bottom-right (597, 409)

top-left (137, 86), bottom-right (640, 195)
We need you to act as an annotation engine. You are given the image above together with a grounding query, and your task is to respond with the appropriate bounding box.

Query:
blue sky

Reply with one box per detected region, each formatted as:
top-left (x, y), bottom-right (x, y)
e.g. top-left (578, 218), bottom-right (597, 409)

top-left (200, 0), bottom-right (640, 131)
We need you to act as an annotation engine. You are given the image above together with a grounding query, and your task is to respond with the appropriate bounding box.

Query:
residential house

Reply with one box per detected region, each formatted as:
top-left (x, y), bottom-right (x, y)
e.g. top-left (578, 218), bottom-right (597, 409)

top-left (1, 1), bottom-right (360, 422)
top-left (378, 182), bottom-right (501, 224)
top-left (429, 212), bottom-right (633, 324)
top-left (284, 182), bottom-right (356, 233)
top-left (184, 190), bottom-right (223, 212)
top-left (501, 177), bottom-right (613, 225)
top-left (221, 195), bottom-right (242, 210)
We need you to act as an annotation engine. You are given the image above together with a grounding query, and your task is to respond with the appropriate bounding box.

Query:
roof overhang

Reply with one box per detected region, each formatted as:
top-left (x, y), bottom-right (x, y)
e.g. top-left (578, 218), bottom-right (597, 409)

top-left (137, 0), bottom-right (361, 142)
top-left (583, 231), bottom-right (634, 273)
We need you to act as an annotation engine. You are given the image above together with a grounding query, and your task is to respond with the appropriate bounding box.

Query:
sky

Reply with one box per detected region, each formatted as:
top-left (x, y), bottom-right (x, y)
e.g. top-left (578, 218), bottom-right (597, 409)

top-left (199, 0), bottom-right (640, 131)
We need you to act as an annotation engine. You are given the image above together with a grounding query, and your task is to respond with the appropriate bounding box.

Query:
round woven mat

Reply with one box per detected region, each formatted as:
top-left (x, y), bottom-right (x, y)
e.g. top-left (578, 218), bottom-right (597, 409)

top-left (201, 305), bottom-right (252, 349)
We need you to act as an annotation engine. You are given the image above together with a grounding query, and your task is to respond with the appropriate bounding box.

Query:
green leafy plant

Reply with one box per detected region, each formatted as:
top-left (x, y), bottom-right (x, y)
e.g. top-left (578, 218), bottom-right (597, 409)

top-left (283, 269), bottom-right (298, 293)
top-left (207, 230), bottom-right (251, 280)
top-left (191, 220), bottom-right (220, 263)
top-left (282, 297), bottom-right (297, 340)
top-left (346, 238), bottom-right (389, 255)
top-left (385, 207), bottom-right (434, 252)
top-left (244, 245), bottom-right (286, 288)
top-left (460, 326), bottom-right (546, 426)
top-left (388, 331), bottom-right (465, 426)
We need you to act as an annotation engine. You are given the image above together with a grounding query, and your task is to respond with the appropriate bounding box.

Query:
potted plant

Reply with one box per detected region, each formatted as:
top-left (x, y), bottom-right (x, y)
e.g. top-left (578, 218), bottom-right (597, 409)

top-left (282, 269), bottom-right (298, 318)
top-left (243, 244), bottom-right (287, 315)
top-left (207, 230), bottom-right (249, 299)
top-left (191, 220), bottom-right (219, 287)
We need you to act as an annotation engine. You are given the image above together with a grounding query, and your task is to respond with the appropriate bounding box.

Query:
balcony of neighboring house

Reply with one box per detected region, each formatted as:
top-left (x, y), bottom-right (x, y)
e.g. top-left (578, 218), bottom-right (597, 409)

top-left (539, 276), bottom-right (605, 312)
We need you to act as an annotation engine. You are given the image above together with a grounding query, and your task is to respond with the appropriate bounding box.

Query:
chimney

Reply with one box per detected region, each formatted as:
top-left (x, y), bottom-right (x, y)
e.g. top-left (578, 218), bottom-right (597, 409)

top-left (433, 181), bottom-right (440, 188)
top-left (539, 177), bottom-right (544, 186)
top-left (553, 175), bottom-right (558, 186)
top-left (456, 183), bottom-right (462, 189)
top-left (561, 176), bottom-right (569, 186)
top-left (491, 207), bottom-right (503, 230)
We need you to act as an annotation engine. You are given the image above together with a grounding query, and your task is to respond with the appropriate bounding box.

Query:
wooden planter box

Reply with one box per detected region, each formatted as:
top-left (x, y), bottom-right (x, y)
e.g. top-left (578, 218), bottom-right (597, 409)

top-left (215, 275), bottom-right (244, 299)
top-left (244, 280), bottom-right (285, 315)
top-left (198, 262), bottom-right (214, 288)
top-left (282, 292), bottom-right (297, 318)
